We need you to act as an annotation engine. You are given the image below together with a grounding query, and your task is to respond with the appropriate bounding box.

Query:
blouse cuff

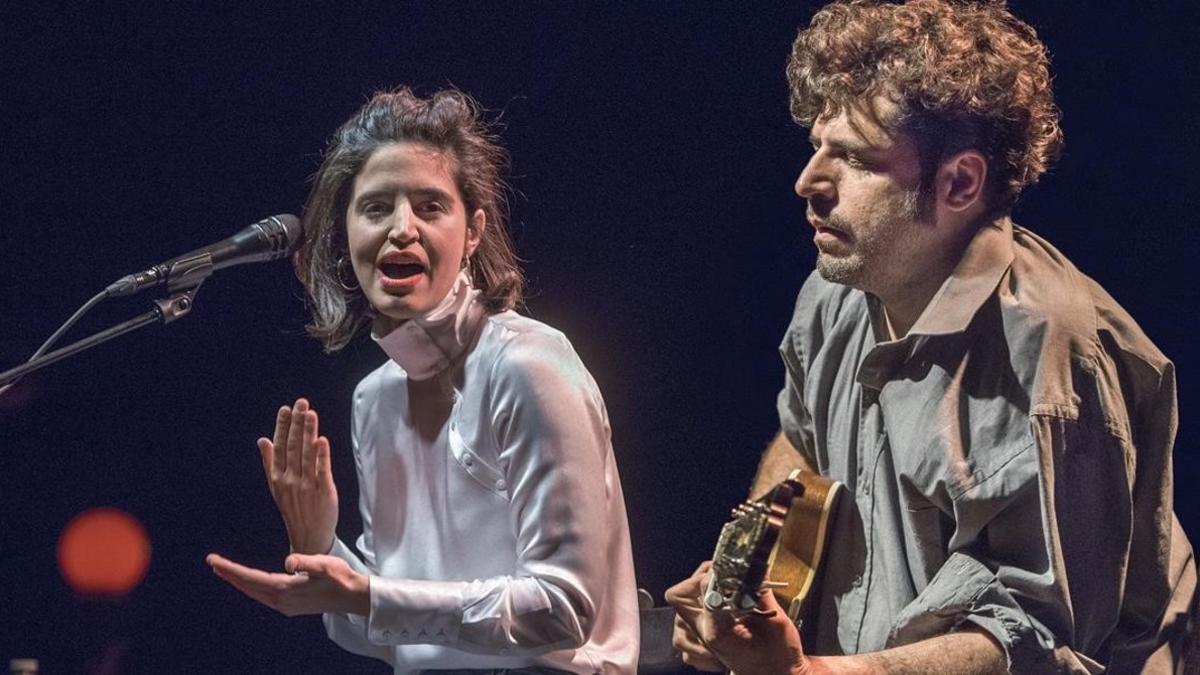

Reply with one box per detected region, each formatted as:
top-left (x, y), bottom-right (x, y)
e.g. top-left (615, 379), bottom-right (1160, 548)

top-left (327, 538), bottom-right (368, 573)
top-left (367, 576), bottom-right (464, 646)
top-left (324, 538), bottom-right (370, 629)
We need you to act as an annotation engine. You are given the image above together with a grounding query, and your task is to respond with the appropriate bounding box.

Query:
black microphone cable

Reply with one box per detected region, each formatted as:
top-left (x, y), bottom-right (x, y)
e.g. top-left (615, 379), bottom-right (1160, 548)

top-left (0, 288), bottom-right (111, 396)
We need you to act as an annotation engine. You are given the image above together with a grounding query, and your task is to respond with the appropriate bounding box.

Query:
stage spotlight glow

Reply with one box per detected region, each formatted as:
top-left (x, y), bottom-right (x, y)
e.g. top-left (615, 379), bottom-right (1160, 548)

top-left (57, 507), bottom-right (151, 596)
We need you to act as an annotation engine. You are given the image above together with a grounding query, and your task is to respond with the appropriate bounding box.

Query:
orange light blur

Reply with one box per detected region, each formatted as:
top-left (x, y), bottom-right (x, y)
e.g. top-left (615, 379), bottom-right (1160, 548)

top-left (57, 507), bottom-right (151, 596)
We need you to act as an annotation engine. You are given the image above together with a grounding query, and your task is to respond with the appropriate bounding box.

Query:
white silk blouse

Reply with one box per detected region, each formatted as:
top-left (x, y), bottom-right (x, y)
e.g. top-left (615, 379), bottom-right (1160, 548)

top-left (323, 273), bottom-right (639, 674)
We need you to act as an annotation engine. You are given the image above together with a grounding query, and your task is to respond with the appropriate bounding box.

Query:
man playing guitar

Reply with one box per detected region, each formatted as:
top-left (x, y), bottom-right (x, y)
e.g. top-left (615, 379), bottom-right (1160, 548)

top-left (667, 1), bottom-right (1196, 673)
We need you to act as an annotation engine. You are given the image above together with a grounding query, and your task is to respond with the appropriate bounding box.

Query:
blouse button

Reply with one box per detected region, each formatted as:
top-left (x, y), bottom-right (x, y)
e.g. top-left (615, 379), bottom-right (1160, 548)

top-left (495, 479), bottom-right (507, 491)
top-left (464, 456), bottom-right (475, 467)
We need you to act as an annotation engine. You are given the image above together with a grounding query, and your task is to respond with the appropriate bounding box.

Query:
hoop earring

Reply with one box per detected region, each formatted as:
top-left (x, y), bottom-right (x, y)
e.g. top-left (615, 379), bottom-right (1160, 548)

top-left (336, 256), bottom-right (359, 291)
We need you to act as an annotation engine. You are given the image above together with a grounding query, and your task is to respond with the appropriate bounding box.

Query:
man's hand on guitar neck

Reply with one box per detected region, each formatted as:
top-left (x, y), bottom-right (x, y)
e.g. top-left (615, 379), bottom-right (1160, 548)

top-left (666, 561), bottom-right (811, 675)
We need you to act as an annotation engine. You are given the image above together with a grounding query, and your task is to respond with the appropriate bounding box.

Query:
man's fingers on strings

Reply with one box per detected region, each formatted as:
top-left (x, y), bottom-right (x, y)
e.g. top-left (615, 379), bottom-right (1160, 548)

top-left (665, 566), bottom-right (707, 609)
top-left (672, 617), bottom-right (725, 671)
top-left (679, 652), bottom-right (725, 672)
top-left (672, 615), bottom-right (704, 648)
top-left (707, 606), bottom-right (742, 634)
top-left (754, 585), bottom-right (786, 615)
top-left (665, 597), bottom-right (706, 642)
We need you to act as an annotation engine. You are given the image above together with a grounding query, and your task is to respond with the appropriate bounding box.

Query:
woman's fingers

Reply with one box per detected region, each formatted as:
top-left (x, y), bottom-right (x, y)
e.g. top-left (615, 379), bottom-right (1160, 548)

top-left (207, 553), bottom-right (264, 579)
top-left (316, 436), bottom-right (334, 488)
top-left (213, 569), bottom-right (274, 607)
top-left (266, 399), bottom-right (324, 483)
top-left (257, 438), bottom-right (276, 493)
top-left (257, 438), bottom-right (274, 471)
top-left (208, 555), bottom-right (289, 611)
top-left (207, 553), bottom-right (334, 617)
top-left (256, 398), bottom-right (338, 555)
top-left (271, 405), bottom-right (291, 476)
top-left (301, 409), bottom-right (319, 481)
top-left (284, 553), bottom-right (327, 576)
top-left (285, 399), bottom-right (308, 479)
top-left (209, 554), bottom-right (305, 591)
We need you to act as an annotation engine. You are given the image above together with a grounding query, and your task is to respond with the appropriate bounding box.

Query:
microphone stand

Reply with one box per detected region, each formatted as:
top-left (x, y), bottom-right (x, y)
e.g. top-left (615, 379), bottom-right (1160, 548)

top-left (0, 254), bottom-right (213, 388)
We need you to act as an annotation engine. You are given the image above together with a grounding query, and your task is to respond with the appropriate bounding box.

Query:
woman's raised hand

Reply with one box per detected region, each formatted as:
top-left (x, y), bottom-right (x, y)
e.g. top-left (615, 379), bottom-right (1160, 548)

top-left (259, 398), bottom-right (339, 555)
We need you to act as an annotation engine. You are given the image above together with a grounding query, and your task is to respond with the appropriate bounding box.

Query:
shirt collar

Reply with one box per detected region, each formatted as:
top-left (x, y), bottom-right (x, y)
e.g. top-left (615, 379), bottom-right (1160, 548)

top-left (903, 216), bottom-right (1015, 338)
top-left (372, 271), bottom-right (486, 380)
top-left (858, 217), bottom-right (1014, 390)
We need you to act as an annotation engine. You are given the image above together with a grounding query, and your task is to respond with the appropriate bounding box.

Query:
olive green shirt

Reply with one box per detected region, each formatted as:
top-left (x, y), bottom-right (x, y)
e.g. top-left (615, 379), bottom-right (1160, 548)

top-left (777, 218), bottom-right (1195, 673)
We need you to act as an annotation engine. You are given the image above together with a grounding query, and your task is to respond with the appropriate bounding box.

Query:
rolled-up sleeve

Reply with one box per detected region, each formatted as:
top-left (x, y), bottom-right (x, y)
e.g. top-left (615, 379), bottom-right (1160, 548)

top-left (887, 408), bottom-right (1125, 673)
top-left (889, 379), bottom-right (1191, 673)
top-left (888, 552), bottom-right (1070, 673)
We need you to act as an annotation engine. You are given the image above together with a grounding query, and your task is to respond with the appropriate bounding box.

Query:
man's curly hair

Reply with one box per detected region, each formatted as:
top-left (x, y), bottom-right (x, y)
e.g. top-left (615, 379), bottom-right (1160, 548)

top-left (787, 0), bottom-right (1063, 215)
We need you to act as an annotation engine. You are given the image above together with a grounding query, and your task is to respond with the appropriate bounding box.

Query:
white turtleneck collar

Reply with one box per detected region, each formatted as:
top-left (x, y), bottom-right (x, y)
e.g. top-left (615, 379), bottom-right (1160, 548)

top-left (372, 271), bottom-right (486, 380)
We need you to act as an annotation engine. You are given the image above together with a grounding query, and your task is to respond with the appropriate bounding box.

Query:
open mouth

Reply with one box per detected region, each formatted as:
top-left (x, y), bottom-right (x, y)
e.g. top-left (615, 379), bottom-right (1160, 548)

top-left (379, 261), bottom-right (424, 280)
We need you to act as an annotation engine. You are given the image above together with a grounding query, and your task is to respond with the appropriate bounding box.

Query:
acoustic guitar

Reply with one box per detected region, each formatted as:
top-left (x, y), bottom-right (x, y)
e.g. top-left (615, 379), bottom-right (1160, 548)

top-left (704, 469), bottom-right (844, 630)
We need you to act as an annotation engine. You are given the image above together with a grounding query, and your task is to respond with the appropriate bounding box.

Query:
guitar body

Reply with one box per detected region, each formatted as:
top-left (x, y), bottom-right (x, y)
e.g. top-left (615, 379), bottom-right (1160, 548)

top-left (768, 469), bottom-right (844, 630)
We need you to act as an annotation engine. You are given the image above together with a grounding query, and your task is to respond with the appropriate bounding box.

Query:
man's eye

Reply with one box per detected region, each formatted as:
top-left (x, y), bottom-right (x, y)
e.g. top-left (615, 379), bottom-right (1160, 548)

top-left (417, 201), bottom-right (446, 215)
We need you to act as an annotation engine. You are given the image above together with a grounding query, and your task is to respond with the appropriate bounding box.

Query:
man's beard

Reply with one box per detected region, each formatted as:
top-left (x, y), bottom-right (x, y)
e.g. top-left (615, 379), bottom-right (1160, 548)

top-left (815, 189), bottom-right (922, 290)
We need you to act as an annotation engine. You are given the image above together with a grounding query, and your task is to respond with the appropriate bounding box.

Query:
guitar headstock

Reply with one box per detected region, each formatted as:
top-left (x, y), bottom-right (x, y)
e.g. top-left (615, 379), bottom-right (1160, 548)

top-left (703, 478), bottom-right (801, 615)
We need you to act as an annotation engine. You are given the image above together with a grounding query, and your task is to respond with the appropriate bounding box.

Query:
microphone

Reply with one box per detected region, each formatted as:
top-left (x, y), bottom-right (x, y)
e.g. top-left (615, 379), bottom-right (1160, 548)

top-left (105, 214), bottom-right (302, 297)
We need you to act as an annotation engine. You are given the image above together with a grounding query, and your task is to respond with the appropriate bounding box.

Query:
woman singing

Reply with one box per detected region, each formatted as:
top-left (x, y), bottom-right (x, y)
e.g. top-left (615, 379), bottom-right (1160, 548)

top-left (206, 87), bottom-right (639, 674)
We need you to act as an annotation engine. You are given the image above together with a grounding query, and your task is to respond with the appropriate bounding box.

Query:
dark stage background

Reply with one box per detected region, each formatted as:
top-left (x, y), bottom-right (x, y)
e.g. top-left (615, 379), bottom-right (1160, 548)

top-left (1, 2), bottom-right (1196, 672)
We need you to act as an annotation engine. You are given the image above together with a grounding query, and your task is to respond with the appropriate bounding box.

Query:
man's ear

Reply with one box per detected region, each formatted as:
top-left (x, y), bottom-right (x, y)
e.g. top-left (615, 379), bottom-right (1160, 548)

top-left (937, 149), bottom-right (988, 213)
top-left (466, 208), bottom-right (486, 257)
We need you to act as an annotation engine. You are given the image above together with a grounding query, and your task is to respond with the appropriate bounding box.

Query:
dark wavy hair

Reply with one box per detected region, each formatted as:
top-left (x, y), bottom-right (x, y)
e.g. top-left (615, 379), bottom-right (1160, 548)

top-left (295, 87), bottom-right (523, 351)
top-left (787, 0), bottom-right (1063, 215)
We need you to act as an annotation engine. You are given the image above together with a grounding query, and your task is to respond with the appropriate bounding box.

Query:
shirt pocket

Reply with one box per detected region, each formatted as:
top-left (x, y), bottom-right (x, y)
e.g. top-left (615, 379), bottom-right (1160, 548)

top-left (447, 403), bottom-right (511, 501)
top-left (947, 437), bottom-right (1037, 503)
